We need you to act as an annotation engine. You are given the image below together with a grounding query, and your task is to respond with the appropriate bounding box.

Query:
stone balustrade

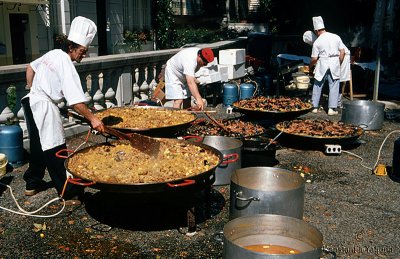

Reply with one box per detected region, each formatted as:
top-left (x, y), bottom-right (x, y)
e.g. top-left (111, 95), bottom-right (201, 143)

top-left (0, 38), bottom-right (246, 148)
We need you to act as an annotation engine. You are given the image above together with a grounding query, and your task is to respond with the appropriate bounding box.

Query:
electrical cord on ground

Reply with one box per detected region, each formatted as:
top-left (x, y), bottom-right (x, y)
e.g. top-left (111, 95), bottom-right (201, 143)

top-left (0, 182), bottom-right (65, 217)
top-left (342, 130), bottom-right (400, 172)
top-left (0, 130), bottom-right (92, 217)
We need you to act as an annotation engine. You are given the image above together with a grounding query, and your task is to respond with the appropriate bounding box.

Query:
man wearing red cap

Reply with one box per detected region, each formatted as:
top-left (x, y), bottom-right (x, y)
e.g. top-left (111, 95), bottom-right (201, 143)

top-left (165, 47), bottom-right (214, 110)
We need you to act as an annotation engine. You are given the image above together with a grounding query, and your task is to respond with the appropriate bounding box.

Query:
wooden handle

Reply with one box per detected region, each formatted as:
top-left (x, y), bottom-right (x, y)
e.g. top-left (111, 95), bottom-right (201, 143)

top-left (203, 112), bottom-right (231, 134)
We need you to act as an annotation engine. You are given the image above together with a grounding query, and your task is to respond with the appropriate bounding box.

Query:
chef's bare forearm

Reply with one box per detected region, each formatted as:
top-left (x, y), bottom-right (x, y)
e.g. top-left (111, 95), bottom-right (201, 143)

top-left (310, 57), bottom-right (318, 69)
top-left (72, 103), bottom-right (105, 132)
top-left (73, 103), bottom-right (94, 120)
top-left (339, 49), bottom-right (345, 64)
top-left (26, 64), bottom-right (35, 88)
top-left (186, 76), bottom-right (202, 101)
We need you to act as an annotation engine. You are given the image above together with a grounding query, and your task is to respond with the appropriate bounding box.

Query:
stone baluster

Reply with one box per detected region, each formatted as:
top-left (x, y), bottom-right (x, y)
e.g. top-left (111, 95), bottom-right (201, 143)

top-left (80, 72), bottom-right (93, 107)
top-left (14, 82), bottom-right (26, 118)
top-left (16, 83), bottom-right (29, 121)
top-left (132, 67), bottom-right (140, 104)
top-left (139, 65), bottom-right (149, 101)
top-left (89, 72), bottom-right (105, 111)
top-left (145, 63), bottom-right (155, 99)
top-left (149, 63), bottom-right (158, 94)
top-left (102, 69), bottom-right (117, 108)
top-left (116, 66), bottom-right (133, 106)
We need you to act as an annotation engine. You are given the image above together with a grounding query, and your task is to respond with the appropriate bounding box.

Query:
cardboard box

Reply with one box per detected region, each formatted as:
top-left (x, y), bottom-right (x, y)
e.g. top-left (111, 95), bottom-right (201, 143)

top-left (197, 72), bottom-right (221, 85)
top-left (219, 49), bottom-right (246, 65)
top-left (152, 80), bottom-right (167, 104)
top-left (218, 65), bottom-right (229, 82)
top-left (226, 63), bottom-right (246, 79)
top-left (195, 64), bottom-right (218, 77)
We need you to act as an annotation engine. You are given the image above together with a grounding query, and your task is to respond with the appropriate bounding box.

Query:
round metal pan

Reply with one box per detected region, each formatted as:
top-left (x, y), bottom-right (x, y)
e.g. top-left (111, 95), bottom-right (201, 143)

top-left (64, 139), bottom-right (223, 194)
top-left (183, 117), bottom-right (268, 139)
top-left (275, 120), bottom-right (364, 146)
top-left (95, 106), bottom-right (197, 138)
top-left (231, 104), bottom-right (313, 121)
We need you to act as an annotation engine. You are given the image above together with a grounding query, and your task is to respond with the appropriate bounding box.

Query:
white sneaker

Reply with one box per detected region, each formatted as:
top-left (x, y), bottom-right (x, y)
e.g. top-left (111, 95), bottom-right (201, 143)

top-left (328, 108), bottom-right (338, 116)
top-left (312, 108), bottom-right (318, 113)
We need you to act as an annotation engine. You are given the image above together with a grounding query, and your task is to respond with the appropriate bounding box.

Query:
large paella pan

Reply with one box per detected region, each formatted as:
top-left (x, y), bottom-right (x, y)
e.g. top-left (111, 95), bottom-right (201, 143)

top-left (94, 106), bottom-right (197, 137)
top-left (232, 96), bottom-right (313, 120)
top-left (275, 119), bottom-right (364, 145)
top-left (184, 117), bottom-right (267, 138)
top-left (63, 138), bottom-right (223, 193)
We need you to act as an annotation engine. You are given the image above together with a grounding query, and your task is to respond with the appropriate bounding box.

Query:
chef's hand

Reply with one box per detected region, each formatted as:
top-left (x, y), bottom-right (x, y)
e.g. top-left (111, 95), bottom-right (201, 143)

top-left (195, 97), bottom-right (205, 111)
top-left (91, 117), bottom-right (105, 133)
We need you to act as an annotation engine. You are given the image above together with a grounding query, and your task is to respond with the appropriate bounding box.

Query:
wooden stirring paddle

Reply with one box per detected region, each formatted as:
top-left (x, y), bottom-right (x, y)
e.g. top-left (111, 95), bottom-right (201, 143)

top-left (61, 109), bottom-right (160, 157)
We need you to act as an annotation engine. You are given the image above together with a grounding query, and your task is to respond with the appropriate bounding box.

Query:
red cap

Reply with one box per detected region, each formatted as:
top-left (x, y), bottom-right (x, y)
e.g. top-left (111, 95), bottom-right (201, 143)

top-left (200, 48), bottom-right (215, 63)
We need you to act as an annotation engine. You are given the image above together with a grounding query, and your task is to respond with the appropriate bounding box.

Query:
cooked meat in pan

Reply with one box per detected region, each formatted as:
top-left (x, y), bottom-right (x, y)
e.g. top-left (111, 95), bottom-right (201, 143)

top-left (233, 96), bottom-right (312, 112)
top-left (277, 119), bottom-right (361, 138)
top-left (186, 118), bottom-right (266, 138)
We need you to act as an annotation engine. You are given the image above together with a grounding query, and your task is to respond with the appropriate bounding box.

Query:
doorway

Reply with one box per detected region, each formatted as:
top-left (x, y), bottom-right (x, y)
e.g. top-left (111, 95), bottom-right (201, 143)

top-left (9, 13), bottom-right (29, 64)
top-left (96, 1), bottom-right (108, 55)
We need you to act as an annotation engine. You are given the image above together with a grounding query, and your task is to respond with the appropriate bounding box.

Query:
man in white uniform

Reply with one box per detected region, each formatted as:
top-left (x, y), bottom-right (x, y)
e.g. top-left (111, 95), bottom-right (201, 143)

top-left (338, 43), bottom-right (351, 108)
top-left (309, 16), bottom-right (345, 116)
top-left (21, 16), bottom-right (105, 204)
top-left (303, 30), bottom-right (350, 109)
top-left (165, 47), bottom-right (214, 110)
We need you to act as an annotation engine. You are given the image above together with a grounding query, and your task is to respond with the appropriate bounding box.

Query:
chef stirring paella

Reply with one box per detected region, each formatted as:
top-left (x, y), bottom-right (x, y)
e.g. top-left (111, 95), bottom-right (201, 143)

top-left (66, 139), bottom-right (221, 184)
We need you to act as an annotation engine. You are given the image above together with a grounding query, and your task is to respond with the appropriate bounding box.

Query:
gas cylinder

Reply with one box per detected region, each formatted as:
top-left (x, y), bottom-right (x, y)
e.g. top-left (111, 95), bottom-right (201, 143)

top-left (0, 125), bottom-right (24, 167)
top-left (263, 74), bottom-right (273, 96)
top-left (222, 83), bottom-right (239, 106)
top-left (239, 83), bottom-right (255, 100)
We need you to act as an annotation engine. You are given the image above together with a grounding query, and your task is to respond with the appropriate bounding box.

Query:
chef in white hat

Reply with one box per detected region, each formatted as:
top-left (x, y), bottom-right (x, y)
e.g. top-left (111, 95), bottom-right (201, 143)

top-left (21, 16), bottom-right (105, 205)
top-left (303, 30), bottom-right (317, 46)
top-left (303, 29), bottom-right (351, 109)
top-left (309, 16), bottom-right (345, 116)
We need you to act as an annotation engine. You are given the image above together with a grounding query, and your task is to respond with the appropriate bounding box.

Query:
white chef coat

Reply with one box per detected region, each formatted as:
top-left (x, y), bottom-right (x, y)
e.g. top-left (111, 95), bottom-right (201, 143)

top-left (26, 49), bottom-right (87, 151)
top-left (340, 44), bottom-right (351, 82)
top-left (165, 47), bottom-right (200, 99)
top-left (311, 32), bottom-right (344, 81)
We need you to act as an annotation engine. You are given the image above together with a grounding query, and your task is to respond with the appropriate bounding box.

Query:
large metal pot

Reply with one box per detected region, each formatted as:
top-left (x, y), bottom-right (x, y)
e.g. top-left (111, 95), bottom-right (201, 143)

top-left (341, 100), bottom-right (384, 130)
top-left (223, 214), bottom-right (323, 258)
top-left (201, 136), bottom-right (242, 185)
top-left (241, 137), bottom-right (278, 167)
top-left (230, 167), bottom-right (304, 220)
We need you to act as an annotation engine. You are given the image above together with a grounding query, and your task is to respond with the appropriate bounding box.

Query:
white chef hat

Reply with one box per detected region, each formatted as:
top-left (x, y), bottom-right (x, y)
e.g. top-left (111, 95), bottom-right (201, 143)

top-left (312, 16), bottom-right (325, 31)
top-left (68, 16), bottom-right (97, 47)
top-left (303, 30), bottom-right (317, 45)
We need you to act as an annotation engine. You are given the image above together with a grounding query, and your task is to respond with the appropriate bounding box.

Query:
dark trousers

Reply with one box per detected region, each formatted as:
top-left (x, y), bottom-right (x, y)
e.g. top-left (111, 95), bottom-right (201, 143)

top-left (21, 97), bottom-right (82, 199)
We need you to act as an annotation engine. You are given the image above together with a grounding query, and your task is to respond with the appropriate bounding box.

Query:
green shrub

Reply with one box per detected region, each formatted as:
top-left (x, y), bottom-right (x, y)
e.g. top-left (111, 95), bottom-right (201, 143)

top-left (171, 27), bottom-right (250, 48)
top-left (154, 0), bottom-right (176, 49)
top-left (7, 86), bottom-right (16, 111)
top-left (123, 29), bottom-right (153, 52)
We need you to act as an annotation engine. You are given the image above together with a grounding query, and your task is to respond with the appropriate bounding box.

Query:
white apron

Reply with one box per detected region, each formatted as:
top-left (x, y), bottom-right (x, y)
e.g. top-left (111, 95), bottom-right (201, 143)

top-left (164, 67), bottom-right (190, 99)
top-left (340, 53), bottom-right (351, 82)
top-left (314, 56), bottom-right (341, 82)
top-left (27, 89), bottom-right (65, 151)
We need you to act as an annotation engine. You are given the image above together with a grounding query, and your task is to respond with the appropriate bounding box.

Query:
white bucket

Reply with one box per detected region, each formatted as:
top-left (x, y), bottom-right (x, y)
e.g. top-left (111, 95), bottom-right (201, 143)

top-left (0, 153), bottom-right (7, 177)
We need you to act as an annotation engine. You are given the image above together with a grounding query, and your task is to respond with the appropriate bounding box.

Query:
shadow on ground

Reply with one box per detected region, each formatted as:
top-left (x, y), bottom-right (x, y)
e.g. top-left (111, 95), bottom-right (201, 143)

top-left (84, 187), bottom-right (226, 232)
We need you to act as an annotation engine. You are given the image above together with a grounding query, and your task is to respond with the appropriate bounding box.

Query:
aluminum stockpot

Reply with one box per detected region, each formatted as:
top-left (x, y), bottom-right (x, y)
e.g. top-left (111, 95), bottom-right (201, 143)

top-left (230, 167), bottom-right (304, 220)
top-left (201, 136), bottom-right (242, 185)
top-left (223, 214), bottom-right (323, 259)
top-left (341, 100), bottom-right (384, 130)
